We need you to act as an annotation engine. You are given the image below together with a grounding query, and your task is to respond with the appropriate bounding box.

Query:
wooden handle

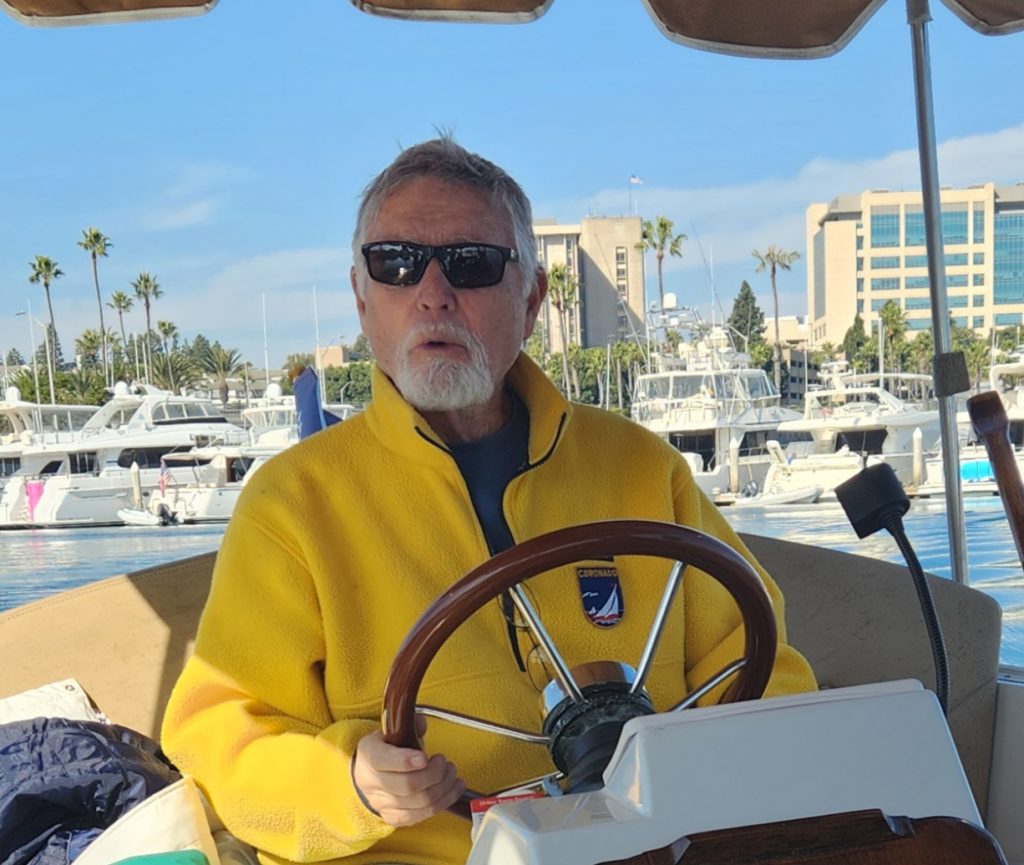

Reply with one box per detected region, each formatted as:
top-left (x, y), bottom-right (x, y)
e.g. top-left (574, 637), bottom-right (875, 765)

top-left (968, 391), bottom-right (1024, 568)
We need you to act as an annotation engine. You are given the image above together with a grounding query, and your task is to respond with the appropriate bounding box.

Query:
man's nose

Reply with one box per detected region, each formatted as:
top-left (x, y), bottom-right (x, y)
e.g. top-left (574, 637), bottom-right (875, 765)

top-left (415, 258), bottom-right (456, 310)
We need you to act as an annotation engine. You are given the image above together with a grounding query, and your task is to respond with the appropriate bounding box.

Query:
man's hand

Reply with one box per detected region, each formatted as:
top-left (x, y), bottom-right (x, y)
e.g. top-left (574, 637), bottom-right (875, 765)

top-left (352, 721), bottom-right (466, 827)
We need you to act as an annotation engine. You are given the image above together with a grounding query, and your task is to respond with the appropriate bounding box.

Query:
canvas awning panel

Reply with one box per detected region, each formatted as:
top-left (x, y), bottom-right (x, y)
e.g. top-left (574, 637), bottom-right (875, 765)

top-left (1, 0), bottom-right (216, 26)
top-left (4, 0), bottom-right (1024, 38)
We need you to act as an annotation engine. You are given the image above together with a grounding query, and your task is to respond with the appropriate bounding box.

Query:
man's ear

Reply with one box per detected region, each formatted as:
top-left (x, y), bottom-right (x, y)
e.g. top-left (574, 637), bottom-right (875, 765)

top-left (523, 267), bottom-right (547, 340)
top-left (351, 266), bottom-right (366, 317)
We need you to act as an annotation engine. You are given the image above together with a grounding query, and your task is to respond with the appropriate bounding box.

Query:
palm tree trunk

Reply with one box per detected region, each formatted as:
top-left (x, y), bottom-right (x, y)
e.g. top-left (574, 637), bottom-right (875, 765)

top-left (144, 304), bottom-right (153, 383)
top-left (118, 314), bottom-right (128, 374)
top-left (656, 252), bottom-right (665, 309)
top-left (91, 256), bottom-right (109, 386)
top-left (43, 283), bottom-right (57, 369)
top-left (558, 308), bottom-right (571, 398)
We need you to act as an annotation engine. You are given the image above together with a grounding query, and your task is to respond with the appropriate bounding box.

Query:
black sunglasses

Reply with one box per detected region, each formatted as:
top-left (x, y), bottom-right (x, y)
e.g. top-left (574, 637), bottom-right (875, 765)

top-left (361, 241), bottom-right (519, 289)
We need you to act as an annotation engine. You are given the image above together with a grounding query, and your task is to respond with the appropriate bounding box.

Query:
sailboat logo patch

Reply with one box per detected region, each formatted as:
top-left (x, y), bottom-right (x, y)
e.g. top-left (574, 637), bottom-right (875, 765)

top-left (577, 567), bottom-right (623, 628)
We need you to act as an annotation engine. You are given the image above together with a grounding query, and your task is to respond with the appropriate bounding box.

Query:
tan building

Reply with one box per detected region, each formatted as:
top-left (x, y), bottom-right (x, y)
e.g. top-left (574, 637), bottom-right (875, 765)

top-left (534, 216), bottom-right (645, 352)
top-left (807, 183), bottom-right (1024, 346)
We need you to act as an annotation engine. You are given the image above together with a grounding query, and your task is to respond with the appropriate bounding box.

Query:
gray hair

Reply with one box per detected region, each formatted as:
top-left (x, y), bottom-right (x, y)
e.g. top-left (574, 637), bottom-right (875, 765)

top-left (352, 136), bottom-right (538, 298)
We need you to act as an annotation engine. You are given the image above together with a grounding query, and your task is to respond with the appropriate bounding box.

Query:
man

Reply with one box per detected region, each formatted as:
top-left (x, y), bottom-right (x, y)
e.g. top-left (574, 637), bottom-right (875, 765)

top-left (162, 137), bottom-right (816, 865)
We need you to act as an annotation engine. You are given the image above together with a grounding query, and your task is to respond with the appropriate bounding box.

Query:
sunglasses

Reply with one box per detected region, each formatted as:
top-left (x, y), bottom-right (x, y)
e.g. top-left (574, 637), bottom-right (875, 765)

top-left (361, 241), bottom-right (519, 289)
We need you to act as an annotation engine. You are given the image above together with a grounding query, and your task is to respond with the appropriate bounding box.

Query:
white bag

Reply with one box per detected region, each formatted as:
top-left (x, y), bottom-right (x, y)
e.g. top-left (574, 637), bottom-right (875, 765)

top-left (73, 777), bottom-right (221, 865)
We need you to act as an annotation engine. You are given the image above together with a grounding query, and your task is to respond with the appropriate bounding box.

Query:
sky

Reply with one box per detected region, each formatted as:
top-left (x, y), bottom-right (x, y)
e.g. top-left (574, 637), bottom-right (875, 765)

top-left (1, 0), bottom-right (1023, 369)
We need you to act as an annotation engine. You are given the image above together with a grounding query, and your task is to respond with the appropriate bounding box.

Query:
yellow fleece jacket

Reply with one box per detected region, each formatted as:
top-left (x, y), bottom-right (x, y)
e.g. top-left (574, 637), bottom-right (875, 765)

top-left (161, 353), bottom-right (816, 865)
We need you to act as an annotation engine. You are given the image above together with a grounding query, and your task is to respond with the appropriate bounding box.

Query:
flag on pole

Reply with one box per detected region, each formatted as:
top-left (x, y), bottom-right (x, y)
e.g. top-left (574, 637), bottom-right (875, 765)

top-left (159, 458), bottom-right (169, 495)
top-left (629, 175), bottom-right (644, 185)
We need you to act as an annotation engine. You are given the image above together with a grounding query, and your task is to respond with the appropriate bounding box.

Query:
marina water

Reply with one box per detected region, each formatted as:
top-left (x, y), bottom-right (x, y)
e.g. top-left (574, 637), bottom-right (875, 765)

top-left (2, 499), bottom-right (1020, 667)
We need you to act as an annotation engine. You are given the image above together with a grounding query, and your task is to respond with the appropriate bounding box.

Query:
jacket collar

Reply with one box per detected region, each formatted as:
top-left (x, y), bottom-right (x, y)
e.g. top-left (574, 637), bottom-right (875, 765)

top-left (363, 353), bottom-right (572, 469)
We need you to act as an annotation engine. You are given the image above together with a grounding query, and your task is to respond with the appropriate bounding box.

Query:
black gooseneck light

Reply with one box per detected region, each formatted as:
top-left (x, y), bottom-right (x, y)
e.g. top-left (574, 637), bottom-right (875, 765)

top-left (834, 463), bottom-right (950, 715)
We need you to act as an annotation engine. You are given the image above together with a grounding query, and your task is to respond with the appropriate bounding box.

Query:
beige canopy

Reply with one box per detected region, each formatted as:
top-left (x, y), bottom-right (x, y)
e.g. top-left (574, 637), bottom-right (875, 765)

top-left (4, 0), bottom-right (1023, 44)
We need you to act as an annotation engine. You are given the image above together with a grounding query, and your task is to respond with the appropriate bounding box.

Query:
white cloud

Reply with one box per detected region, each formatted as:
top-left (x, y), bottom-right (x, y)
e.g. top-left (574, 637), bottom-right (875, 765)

top-left (142, 198), bottom-right (219, 231)
top-left (539, 122), bottom-right (1024, 315)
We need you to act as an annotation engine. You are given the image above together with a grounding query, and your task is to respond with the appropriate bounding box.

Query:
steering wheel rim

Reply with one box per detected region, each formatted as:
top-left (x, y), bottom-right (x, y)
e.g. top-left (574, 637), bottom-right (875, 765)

top-left (381, 519), bottom-right (778, 815)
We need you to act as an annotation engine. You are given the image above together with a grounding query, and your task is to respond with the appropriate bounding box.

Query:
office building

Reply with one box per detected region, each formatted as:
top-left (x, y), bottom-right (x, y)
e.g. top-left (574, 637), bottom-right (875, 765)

top-left (807, 183), bottom-right (1024, 345)
top-left (534, 216), bottom-right (646, 352)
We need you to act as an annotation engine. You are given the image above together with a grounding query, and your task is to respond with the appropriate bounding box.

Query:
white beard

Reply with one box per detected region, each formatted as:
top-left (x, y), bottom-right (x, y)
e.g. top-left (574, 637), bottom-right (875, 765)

top-left (394, 322), bottom-right (496, 411)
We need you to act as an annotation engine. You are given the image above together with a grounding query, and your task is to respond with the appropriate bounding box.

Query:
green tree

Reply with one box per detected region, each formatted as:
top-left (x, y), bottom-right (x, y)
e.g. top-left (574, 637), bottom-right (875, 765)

top-left (877, 300), bottom-right (908, 374)
top-left (635, 216), bottom-right (686, 310)
top-left (6, 348), bottom-right (25, 367)
top-left (842, 314), bottom-right (867, 365)
top-left (198, 342), bottom-right (243, 405)
top-left (157, 320), bottom-right (179, 391)
top-left (28, 255), bottom-right (64, 369)
top-left (78, 228), bottom-right (113, 385)
top-left (107, 290), bottom-right (134, 364)
top-left (908, 328), bottom-right (934, 375)
top-left (547, 263), bottom-right (578, 398)
top-left (349, 333), bottom-right (375, 361)
top-left (131, 272), bottom-right (162, 382)
top-left (726, 280), bottom-right (765, 351)
top-left (752, 245), bottom-right (800, 395)
top-left (75, 329), bottom-right (104, 371)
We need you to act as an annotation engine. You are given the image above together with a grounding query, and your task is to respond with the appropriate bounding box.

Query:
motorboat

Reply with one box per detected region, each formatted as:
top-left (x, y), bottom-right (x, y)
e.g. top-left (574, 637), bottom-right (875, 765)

top-left (766, 367), bottom-right (941, 500)
top-left (139, 444), bottom-right (282, 524)
top-left (1, 2), bottom-right (1023, 865)
top-left (0, 385), bottom-right (99, 486)
top-left (0, 385), bottom-right (248, 528)
top-left (727, 483), bottom-right (823, 507)
top-left (631, 331), bottom-right (804, 501)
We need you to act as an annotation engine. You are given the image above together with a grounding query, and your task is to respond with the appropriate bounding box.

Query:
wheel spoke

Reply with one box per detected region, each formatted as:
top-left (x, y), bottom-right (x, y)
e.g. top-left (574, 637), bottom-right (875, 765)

top-left (669, 657), bottom-right (747, 711)
top-left (509, 584), bottom-right (584, 702)
top-left (631, 559), bottom-right (686, 695)
top-left (416, 705), bottom-right (550, 745)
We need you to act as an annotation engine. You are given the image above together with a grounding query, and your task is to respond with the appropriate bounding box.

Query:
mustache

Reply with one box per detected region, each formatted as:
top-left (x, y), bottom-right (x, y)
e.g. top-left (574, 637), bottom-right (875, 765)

top-left (399, 321), bottom-right (485, 356)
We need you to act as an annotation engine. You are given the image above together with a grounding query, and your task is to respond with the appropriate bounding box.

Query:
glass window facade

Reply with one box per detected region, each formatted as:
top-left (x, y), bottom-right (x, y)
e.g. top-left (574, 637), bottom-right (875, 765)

top-left (905, 276), bottom-right (929, 289)
top-left (994, 212), bottom-right (1024, 304)
top-left (945, 253), bottom-right (968, 266)
top-left (904, 205), bottom-right (925, 247)
top-left (905, 254), bottom-right (929, 268)
top-left (972, 274), bottom-right (984, 286)
top-left (942, 203), bottom-right (969, 245)
top-left (973, 206), bottom-right (985, 244)
top-left (996, 312), bottom-right (1023, 326)
top-left (947, 274), bottom-right (968, 287)
top-left (948, 296), bottom-right (968, 308)
top-left (974, 252), bottom-right (985, 265)
top-left (871, 277), bottom-right (900, 291)
top-left (951, 316), bottom-right (968, 328)
top-left (906, 318), bottom-right (931, 331)
top-left (870, 298), bottom-right (890, 311)
top-left (871, 256), bottom-right (899, 269)
top-left (871, 205), bottom-right (900, 248)
top-left (974, 316), bottom-right (985, 328)
top-left (905, 297), bottom-right (931, 310)
top-left (973, 294), bottom-right (985, 306)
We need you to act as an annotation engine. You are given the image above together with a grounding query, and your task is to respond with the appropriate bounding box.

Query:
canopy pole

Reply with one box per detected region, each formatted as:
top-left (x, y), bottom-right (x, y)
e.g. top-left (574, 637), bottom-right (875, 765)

top-left (907, 0), bottom-right (969, 585)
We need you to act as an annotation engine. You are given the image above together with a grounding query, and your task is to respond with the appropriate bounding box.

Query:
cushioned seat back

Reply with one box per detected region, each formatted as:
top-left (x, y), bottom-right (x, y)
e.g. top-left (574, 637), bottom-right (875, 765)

top-left (0, 552), bottom-right (216, 739)
top-left (742, 533), bottom-right (1002, 814)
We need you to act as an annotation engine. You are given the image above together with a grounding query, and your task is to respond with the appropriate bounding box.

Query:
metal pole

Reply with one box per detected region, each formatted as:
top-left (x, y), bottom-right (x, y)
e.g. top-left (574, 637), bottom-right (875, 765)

top-left (262, 294), bottom-right (271, 394)
top-left (313, 285), bottom-right (324, 405)
top-left (907, 0), bottom-right (968, 585)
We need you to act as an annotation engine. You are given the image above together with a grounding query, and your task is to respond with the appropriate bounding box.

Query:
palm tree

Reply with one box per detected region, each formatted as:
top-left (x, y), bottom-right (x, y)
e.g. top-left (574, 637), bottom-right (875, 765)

top-left (752, 245), bottom-right (801, 396)
top-left (547, 263), bottom-right (578, 398)
top-left (635, 216), bottom-right (686, 310)
top-left (157, 320), bottom-right (179, 391)
top-left (107, 290), bottom-right (134, 369)
top-left (131, 272), bottom-right (162, 383)
top-left (28, 255), bottom-right (64, 369)
top-left (198, 343), bottom-right (244, 405)
top-left (78, 228), bottom-right (113, 386)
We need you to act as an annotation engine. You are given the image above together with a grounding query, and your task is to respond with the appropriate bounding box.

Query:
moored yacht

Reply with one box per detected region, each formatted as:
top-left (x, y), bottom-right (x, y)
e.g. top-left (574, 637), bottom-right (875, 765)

top-left (631, 332), bottom-right (804, 501)
top-left (0, 386), bottom-right (99, 486)
top-left (764, 366), bottom-right (941, 500)
top-left (0, 385), bottom-right (248, 528)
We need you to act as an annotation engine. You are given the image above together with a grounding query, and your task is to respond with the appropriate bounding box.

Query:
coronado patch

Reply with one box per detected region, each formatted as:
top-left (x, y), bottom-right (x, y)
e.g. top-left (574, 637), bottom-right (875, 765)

top-left (576, 566), bottom-right (623, 627)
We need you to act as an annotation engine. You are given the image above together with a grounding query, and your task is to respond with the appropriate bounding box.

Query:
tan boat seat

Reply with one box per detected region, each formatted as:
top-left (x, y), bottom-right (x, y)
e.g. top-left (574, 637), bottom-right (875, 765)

top-left (0, 534), bottom-right (1002, 815)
